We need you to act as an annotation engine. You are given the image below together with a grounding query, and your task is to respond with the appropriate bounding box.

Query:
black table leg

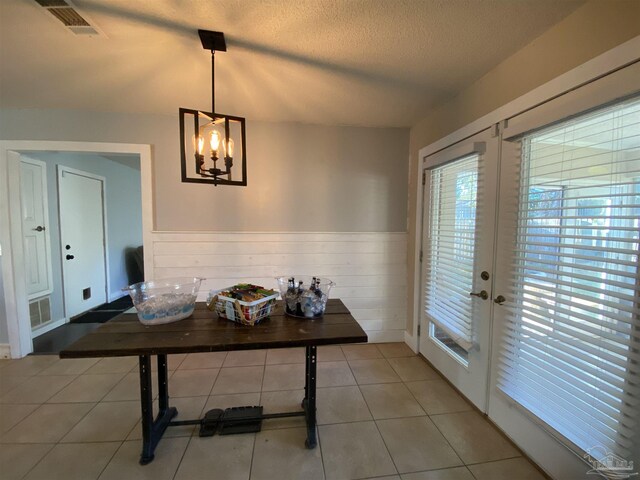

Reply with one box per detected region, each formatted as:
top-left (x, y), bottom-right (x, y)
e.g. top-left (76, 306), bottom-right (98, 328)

top-left (157, 355), bottom-right (169, 414)
top-left (139, 355), bottom-right (155, 464)
top-left (303, 345), bottom-right (317, 449)
top-left (138, 355), bottom-right (178, 465)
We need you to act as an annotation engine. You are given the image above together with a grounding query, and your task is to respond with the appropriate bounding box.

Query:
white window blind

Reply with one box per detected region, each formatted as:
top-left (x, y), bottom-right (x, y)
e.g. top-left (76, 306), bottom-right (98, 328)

top-left (498, 96), bottom-right (640, 460)
top-left (425, 154), bottom-right (480, 352)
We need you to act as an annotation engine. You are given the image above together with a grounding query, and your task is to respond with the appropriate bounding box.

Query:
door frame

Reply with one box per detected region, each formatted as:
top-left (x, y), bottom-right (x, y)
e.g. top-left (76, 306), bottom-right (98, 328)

top-left (0, 141), bottom-right (154, 358)
top-left (57, 165), bottom-right (108, 320)
top-left (407, 36), bottom-right (640, 351)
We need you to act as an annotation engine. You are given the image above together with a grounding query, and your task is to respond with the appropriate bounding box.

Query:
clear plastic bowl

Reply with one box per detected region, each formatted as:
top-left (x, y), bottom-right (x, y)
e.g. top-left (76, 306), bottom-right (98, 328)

top-left (275, 276), bottom-right (335, 318)
top-left (123, 277), bottom-right (203, 325)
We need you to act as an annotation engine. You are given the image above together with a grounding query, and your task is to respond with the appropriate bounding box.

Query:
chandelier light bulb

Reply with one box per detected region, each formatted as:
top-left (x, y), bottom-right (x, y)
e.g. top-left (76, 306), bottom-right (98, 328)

top-left (197, 135), bottom-right (205, 155)
top-left (224, 138), bottom-right (234, 158)
top-left (210, 130), bottom-right (221, 154)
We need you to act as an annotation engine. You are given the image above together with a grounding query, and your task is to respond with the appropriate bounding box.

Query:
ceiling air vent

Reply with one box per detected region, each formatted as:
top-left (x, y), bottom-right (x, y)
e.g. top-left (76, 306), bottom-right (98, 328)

top-left (34, 0), bottom-right (103, 36)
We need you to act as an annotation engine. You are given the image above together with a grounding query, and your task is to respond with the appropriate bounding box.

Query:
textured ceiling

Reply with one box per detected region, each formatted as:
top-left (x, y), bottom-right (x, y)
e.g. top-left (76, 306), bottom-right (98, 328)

top-left (0, 0), bottom-right (584, 127)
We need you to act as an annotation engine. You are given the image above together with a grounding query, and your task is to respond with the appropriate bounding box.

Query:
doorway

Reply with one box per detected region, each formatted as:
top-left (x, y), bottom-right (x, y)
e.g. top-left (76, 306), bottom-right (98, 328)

top-left (0, 141), bottom-right (153, 358)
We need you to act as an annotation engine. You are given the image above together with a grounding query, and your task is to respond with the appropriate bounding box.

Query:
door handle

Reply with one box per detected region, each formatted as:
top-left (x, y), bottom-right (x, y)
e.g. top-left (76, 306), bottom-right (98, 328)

top-left (66, 254), bottom-right (75, 260)
top-left (494, 295), bottom-right (506, 305)
top-left (469, 290), bottom-right (488, 300)
top-left (33, 226), bottom-right (46, 232)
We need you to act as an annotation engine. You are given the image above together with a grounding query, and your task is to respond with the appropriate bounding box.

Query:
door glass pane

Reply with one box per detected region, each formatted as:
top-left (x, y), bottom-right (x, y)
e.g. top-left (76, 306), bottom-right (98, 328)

top-left (424, 154), bottom-right (480, 364)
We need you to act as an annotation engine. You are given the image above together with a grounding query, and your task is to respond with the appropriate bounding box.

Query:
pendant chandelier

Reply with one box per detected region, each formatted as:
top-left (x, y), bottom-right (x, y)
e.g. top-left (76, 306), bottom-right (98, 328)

top-left (179, 30), bottom-right (247, 186)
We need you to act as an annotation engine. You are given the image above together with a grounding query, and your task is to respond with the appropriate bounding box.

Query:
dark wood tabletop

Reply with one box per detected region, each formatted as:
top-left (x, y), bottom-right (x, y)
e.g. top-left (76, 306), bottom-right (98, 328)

top-left (60, 299), bottom-right (367, 359)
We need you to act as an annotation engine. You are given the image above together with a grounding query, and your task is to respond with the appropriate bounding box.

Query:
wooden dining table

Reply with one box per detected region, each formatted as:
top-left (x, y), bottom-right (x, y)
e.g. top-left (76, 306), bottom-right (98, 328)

top-left (60, 299), bottom-right (367, 465)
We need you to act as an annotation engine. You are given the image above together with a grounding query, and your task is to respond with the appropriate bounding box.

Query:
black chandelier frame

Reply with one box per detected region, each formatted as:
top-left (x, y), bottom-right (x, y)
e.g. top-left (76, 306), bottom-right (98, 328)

top-left (179, 30), bottom-right (247, 186)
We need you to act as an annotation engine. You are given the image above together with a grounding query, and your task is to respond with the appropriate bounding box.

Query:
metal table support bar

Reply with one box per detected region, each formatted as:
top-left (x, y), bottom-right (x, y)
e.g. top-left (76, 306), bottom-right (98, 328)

top-left (170, 410), bottom-right (306, 427)
top-left (136, 346), bottom-right (318, 465)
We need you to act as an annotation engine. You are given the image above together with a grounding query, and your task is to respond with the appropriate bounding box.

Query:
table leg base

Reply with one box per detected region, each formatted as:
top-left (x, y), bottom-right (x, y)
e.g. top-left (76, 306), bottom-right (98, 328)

top-left (139, 406), bottom-right (178, 465)
top-left (301, 398), bottom-right (317, 449)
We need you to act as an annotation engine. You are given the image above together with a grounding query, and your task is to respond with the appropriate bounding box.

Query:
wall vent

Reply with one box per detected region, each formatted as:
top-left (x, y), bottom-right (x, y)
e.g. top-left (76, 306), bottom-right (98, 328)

top-left (34, 0), bottom-right (103, 36)
top-left (29, 296), bottom-right (52, 330)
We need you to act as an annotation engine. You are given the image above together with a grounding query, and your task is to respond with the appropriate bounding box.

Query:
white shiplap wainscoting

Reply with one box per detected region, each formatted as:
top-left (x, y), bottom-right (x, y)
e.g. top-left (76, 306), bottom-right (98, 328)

top-left (148, 232), bottom-right (408, 343)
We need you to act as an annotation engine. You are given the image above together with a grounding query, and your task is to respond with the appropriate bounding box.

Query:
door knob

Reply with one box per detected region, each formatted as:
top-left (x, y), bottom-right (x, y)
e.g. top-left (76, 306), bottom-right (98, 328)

top-left (469, 290), bottom-right (488, 300)
top-left (33, 226), bottom-right (45, 232)
top-left (66, 254), bottom-right (75, 260)
top-left (494, 295), bottom-right (506, 305)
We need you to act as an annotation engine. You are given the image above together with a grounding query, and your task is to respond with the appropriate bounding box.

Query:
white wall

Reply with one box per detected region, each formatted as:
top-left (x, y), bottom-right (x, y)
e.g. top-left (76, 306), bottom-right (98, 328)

top-left (148, 231), bottom-right (407, 342)
top-left (24, 152), bottom-right (142, 325)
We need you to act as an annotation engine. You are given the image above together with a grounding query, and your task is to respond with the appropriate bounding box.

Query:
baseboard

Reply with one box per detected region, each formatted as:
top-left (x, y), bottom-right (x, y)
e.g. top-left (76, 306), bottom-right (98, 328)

top-left (404, 330), bottom-right (419, 352)
top-left (0, 344), bottom-right (11, 359)
top-left (366, 330), bottom-right (404, 343)
top-left (31, 317), bottom-right (66, 338)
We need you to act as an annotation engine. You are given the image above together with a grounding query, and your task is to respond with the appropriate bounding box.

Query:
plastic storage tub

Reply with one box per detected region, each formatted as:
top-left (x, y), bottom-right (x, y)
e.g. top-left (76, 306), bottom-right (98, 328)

top-left (123, 277), bottom-right (203, 325)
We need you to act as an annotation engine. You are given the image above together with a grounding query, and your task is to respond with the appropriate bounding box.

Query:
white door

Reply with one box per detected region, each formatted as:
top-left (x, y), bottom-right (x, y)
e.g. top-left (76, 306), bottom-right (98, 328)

top-left (58, 166), bottom-right (107, 318)
top-left (419, 129), bottom-right (499, 410)
top-left (20, 158), bottom-right (52, 299)
top-left (488, 73), bottom-right (640, 478)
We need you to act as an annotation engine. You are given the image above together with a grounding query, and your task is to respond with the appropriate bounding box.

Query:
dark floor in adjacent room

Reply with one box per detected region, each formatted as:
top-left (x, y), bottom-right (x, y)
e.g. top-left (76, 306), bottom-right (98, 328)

top-left (70, 296), bottom-right (133, 324)
top-left (32, 296), bottom-right (134, 354)
top-left (32, 322), bottom-right (101, 354)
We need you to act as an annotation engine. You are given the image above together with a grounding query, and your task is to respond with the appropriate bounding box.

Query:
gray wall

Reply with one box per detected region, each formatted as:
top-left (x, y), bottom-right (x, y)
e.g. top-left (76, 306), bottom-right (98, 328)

top-left (0, 110), bottom-right (408, 344)
top-left (0, 110), bottom-right (409, 232)
top-left (25, 152), bottom-right (142, 324)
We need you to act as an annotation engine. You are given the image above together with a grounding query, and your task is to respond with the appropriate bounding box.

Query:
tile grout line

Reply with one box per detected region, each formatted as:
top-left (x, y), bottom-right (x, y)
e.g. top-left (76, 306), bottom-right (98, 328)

top-left (15, 442), bottom-right (56, 480)
top-left (342, 345), bottom-right (401, 478)
top-left (422, 407), bottom-right (467, 468)
top-left (464, 454), bottom-right (524, 467)
top-left (364, 351), bottom-right (467, 476)
top-left (315, 428), bottom-right (327, 480)
top-left (95, 440), bottom-right (126, 480)
top-left (247, 361), bottom-right (270, 480)
top-left (172, 433), bottom-right (195, 480)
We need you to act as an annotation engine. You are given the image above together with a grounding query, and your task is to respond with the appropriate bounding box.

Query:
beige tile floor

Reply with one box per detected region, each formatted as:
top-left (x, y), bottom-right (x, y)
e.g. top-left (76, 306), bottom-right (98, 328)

top-left (0, 343), bottom-right (547, 480)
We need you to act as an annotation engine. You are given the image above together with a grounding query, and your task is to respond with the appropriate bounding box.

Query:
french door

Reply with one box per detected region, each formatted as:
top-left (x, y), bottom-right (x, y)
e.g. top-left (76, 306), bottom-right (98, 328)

top-left (419, 61), bottom-right (639, 480)
top-left (419, 129), bottom-right (499, 411)
top-left (489, 64), bottom-right (640, 478)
